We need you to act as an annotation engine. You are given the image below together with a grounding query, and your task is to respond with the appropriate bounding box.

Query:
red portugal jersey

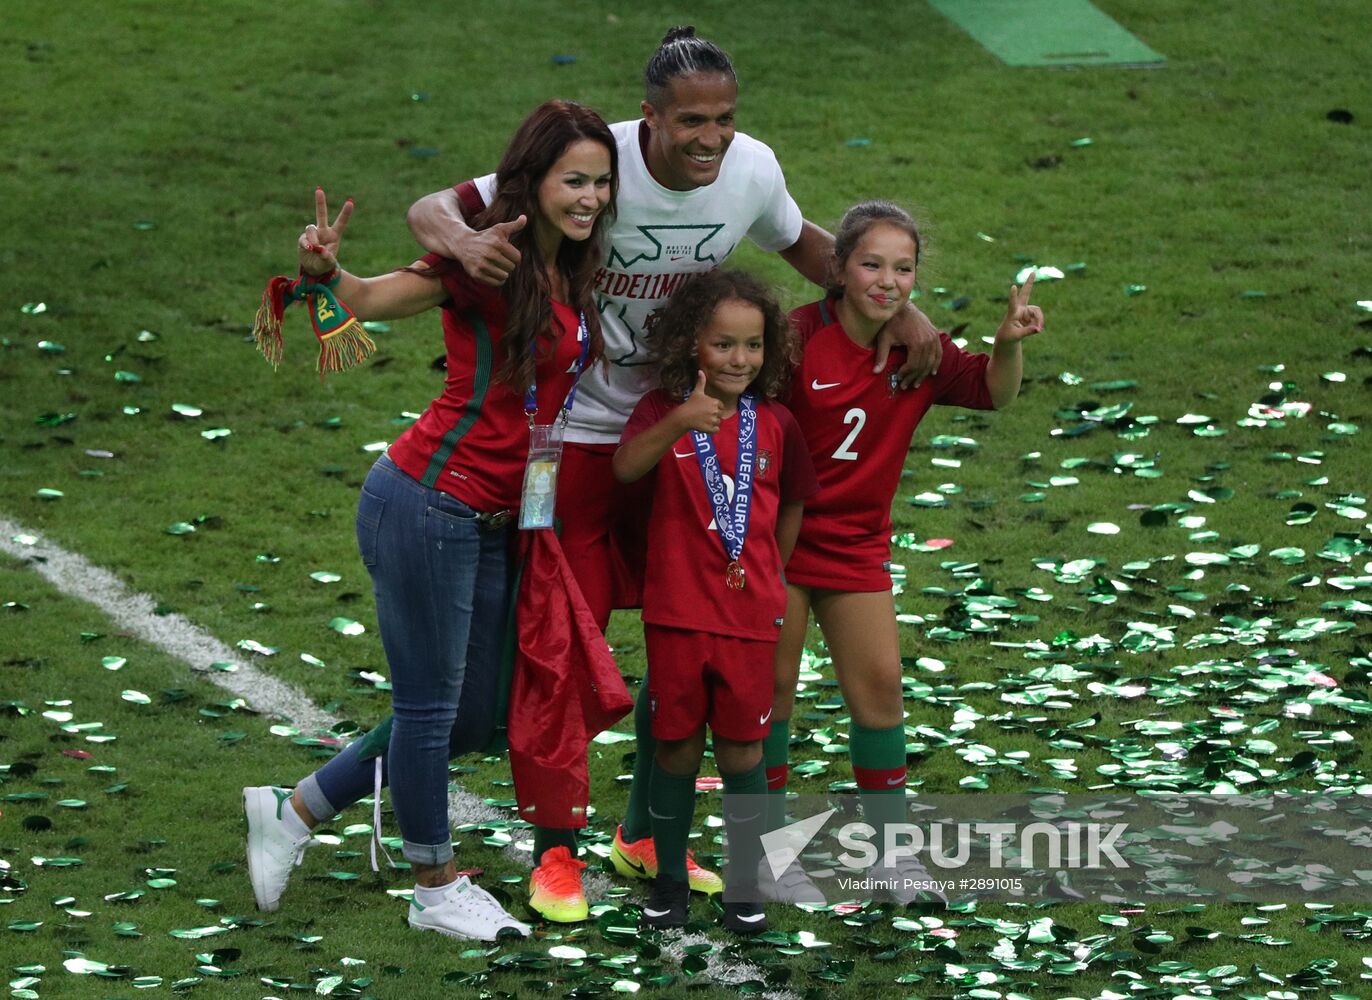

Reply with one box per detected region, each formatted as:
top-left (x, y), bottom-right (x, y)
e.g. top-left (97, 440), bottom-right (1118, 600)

top-left (386, 256), bottom-right (583, 512)
top-left (785, 298), bottom-right (994, 591)
top-left (622, 389), bottom-right (817, 640)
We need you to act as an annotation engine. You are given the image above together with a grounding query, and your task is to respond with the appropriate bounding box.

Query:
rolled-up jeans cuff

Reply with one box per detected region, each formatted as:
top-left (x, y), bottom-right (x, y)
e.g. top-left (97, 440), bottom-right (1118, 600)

top-left (402, 837), bottom-right (454, 866)
top-left (295, 774), bottom-right (337, 824)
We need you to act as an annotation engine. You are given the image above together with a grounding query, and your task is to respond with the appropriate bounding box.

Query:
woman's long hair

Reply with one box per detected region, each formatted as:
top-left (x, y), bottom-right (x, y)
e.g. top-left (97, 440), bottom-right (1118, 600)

top-left (476, 100), bottom-right (618, 390)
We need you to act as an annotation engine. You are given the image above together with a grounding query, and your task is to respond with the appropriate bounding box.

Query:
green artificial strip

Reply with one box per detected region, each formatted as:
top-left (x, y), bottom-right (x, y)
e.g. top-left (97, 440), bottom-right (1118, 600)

top-left (928, 0), bottom-right (1165, 67)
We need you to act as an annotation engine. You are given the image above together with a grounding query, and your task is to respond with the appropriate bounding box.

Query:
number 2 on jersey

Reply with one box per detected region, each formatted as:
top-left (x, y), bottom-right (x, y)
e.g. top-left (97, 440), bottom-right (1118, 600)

top-left (833, 407), bottom-right (866, 461)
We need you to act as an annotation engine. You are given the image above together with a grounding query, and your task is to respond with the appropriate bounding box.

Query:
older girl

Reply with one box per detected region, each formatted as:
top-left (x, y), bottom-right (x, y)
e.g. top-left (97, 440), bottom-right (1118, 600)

top-left (764, 201), bottom-right (1043, 903)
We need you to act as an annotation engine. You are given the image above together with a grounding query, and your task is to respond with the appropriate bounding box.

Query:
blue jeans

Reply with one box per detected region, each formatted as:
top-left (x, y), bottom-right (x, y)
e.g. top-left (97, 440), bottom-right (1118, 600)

top-left (297, 454), bottom-right (510, 865)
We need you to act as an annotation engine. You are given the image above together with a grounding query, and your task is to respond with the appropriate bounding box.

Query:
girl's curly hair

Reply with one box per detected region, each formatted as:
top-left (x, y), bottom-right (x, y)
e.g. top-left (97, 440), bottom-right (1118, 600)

top-left (649, 269), bottom-right (795, 400)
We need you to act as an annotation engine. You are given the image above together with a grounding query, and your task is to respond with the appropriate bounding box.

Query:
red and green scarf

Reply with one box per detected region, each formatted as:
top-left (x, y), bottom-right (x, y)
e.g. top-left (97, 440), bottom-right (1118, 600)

top-left (252, 270), bottom-right (376, 377)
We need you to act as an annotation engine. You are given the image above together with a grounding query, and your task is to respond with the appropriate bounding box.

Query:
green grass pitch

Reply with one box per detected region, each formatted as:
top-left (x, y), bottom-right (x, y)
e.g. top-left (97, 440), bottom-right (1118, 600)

top-left (2, 1), bottom-right (1370, 997)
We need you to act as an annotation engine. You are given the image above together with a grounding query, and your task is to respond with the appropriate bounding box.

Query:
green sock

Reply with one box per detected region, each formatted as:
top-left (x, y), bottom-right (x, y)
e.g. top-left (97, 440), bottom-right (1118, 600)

top-left (532, 825), bottom-right (577, 864)
top-left (849, 722), bottom-right (908, 862)
top-left (762, 719), bottom-right (791, 832)
top-left (620, 679), bottom-right (655, 843)
top-left (720, 760), bottom-right (767, 894)
top-left (649, 761), bottom-right (698, 882)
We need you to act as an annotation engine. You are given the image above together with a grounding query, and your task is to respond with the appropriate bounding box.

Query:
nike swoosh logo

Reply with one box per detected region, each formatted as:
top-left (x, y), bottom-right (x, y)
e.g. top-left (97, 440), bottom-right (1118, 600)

top-left (673, 449), bottom-right (694, 459)
top-left (759, 708), bottom-right (773, 726)
top-left (811, 379), bottom-right (841, 390)
top-left (885, 776), bottom-right (906, 786)
top-left (615, 848), bottom-right (647, 875)
top-left (643, 905), bottom-right (674, 917)
top-left (732, 912), bottom-right (766, 923)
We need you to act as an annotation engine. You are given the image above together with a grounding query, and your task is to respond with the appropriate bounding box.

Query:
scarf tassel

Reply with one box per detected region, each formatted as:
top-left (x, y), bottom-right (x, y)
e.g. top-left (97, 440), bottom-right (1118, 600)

top-left (251, 275), bottom-right (293, 369)
top-left (315, 315), bottom-right (377, 377)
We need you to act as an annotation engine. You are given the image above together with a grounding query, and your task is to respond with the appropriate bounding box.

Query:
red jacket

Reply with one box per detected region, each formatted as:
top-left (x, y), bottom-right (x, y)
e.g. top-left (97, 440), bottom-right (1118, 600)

top-left (508, 530), bottom-right (632, 828)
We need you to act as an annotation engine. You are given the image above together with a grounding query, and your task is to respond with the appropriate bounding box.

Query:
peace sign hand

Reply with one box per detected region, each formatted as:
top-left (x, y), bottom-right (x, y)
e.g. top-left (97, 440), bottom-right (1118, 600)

top-left (996, 272), bottom-right (1045, 344)
top-left (298, 187), bottom-right (354, 277)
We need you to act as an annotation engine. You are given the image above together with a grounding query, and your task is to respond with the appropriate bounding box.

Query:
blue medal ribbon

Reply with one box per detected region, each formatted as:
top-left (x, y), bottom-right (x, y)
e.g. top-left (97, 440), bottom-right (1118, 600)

top-left (689, 391), bottom-right (756, 589)
top-left (524, 313), bottom-right (589, 424)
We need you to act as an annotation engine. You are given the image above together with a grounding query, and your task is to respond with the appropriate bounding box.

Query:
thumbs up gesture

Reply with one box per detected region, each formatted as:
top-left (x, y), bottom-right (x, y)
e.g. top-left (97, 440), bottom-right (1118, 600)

top-left (462, 213), bottom-right (527, 286)
top-left (677, 370), bottom-right (726, 434)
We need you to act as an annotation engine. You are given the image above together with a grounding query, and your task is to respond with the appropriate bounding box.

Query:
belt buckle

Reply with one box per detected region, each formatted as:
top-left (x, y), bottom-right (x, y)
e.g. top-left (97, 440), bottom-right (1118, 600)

top-left (478, 509), bottom-right (513, 531)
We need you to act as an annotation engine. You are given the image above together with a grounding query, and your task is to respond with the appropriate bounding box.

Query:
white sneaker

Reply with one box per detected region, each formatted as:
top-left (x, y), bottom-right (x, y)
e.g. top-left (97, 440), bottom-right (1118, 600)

top-left (244, 786), bottom-right (312, 912)
top-left (757, 856), bottom-right (826, 905)
top-left (868, 854), bottom-right (947, 905)
top-left (409, 877), bottom-right (532, 942)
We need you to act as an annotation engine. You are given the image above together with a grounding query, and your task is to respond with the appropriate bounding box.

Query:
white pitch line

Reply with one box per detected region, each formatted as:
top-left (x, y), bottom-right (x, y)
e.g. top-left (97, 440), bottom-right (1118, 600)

top-left (1, 516), bottom-right (332, 731)
top-left (2, 515), bottom-right (797, 996)
top-left (0, 514), bottom-right (501, 826)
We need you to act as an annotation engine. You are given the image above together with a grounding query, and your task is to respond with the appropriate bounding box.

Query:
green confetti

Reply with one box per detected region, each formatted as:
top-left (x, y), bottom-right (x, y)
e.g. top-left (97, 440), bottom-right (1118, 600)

top-left (169, 925), bottom-right (231, 939)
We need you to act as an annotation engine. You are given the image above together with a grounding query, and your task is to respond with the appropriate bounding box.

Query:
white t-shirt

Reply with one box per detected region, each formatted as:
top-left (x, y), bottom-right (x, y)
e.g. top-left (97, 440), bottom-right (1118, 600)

top-left (475, 119), bottom-right (803, 443)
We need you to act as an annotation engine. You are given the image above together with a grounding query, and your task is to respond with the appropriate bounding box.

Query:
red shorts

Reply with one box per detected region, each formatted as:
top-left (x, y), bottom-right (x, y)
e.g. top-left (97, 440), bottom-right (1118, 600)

top-left (555, 442), bottom-right (650, 628)
top-left (645, 624), bottom-right (776, 742)
top-left (785, 521), bottom-right (894, 593)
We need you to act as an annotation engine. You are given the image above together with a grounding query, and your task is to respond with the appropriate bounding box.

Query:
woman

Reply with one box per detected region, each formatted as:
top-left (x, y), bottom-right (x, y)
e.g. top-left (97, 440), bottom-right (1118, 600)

top-left (243, 99), bottom-right (618, 943)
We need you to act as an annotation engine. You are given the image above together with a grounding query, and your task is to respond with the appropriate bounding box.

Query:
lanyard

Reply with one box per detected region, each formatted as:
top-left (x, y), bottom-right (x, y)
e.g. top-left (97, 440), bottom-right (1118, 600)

top-left (689, 391), bottom-right (756, 590)
top-left (524, 313), bottom-right (589, 426)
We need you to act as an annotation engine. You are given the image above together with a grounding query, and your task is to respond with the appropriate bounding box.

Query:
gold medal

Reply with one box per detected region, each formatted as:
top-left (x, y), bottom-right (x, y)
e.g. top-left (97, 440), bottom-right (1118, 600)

top-left (725, 560), bottom-right (746, 591)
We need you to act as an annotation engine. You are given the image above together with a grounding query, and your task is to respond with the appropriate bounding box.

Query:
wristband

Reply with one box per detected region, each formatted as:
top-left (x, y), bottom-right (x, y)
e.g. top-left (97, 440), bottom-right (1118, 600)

top-left (299, 266), bottom-right (340, 288)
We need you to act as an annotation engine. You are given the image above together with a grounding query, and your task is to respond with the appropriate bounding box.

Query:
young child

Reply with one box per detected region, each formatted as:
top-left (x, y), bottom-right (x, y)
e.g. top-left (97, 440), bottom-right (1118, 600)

top-left (762, 200), bottom-right (1044, 904)
top-left (613, 269), bottom-right (818, 933)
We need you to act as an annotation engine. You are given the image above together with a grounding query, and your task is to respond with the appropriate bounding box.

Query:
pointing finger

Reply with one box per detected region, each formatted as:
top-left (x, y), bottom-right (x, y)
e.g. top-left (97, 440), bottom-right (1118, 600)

top-left (315, 187), bottom-right (329, 229)
top-left (1018, 271), bottom-right (1036, 306)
